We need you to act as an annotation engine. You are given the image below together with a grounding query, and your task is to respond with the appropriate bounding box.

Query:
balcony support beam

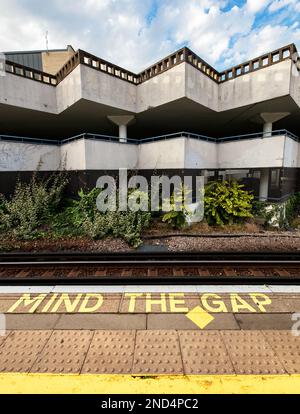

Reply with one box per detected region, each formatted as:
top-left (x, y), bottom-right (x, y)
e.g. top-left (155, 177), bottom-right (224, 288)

top-left (260, 112), bottom-right (290, 137)
top-left (107, 115), bottom-right (135, 143)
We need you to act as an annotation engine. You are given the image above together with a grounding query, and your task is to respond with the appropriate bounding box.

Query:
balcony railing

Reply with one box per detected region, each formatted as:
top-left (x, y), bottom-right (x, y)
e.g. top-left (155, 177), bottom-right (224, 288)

top-left (61, 133), bottom-right (139, 145)
top-left (78, 50), bottom-right (140, 85)
top-left (0, 129), bottom-right (298, 146)
top-left (3, 43), bottom-right (299, 87)
top-left (4, 60), bottom-right (57, 85)
top-left (218, 44), bottom-right (297, 83)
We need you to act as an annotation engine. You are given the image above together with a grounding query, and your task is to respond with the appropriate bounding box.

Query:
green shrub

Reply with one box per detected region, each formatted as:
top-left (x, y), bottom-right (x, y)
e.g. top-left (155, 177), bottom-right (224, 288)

top-left (251, 193), bottom-right (300, 229)
top-left (0, 172), bottom-right (68, 239)
top-left (251, 200), bottom-right (266, 218)
top-left (285, 192), bottom-right (300, 225)
top-left (161, 186), bottom-right (192, 229)
top-left (65, 188), bottom-right (151, 247)
top-left (204, 180), bottom-right (253, 226)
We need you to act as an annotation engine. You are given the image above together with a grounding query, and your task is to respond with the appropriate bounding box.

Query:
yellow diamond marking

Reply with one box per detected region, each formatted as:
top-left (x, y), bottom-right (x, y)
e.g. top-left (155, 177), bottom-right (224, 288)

top-left (186, 306), bottom-right (215, 329)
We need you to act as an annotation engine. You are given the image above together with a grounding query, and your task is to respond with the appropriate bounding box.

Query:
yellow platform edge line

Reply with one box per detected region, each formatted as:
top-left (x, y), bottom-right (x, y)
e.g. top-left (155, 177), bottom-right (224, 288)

top-left (0, 373), bottom-right (300, 394)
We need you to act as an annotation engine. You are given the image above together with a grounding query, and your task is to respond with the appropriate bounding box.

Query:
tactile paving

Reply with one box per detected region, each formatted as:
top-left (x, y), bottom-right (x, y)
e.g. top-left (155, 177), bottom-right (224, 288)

top-left (82, 330), bottom-right (135, 374)
top-left (0, 331), bottom-right (10, 348)
top-left (179, 331), bottom-right (235, 374)
top-left (221, 330), bottom-right (286, 374)
top-left (31, 330), bottom-right (93, 374)
top-left (133, 330), bottom-right (183, 374)
top-left (263, 330), bottom-right (300, 374)
top-left (0, 330), bottom-right (52, 372)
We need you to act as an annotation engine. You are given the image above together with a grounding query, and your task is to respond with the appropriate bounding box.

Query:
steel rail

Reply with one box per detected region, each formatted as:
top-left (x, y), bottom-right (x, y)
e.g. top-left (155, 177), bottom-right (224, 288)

top-left (0, 260), bottom-right (300, 266)
top-left (0, 252), bottom-right (298, 285)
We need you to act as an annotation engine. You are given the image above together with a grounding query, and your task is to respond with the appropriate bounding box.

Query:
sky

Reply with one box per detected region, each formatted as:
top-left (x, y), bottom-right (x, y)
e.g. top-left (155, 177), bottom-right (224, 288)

top-left (0, 0), bottom-right (299, 72)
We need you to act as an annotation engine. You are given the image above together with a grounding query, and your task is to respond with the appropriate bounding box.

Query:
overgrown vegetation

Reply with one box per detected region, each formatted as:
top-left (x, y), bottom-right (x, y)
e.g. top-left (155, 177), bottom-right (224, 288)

top-left (2, 169), bottom-right (300, 250)
top-left (285, 192), bottom-right (300, 227)
top-left (0, 177), bottom-right (151, 247)
top-left (204, 180), bottom-right (253, 226)
top-left (161, 186), bottom-right (192, 229)
top-left (251, 192), bottom-right (300, 229)
top-left (0, 172), bottom-right (68, 239)
top-left (63, 188), bottom-right (152, 246)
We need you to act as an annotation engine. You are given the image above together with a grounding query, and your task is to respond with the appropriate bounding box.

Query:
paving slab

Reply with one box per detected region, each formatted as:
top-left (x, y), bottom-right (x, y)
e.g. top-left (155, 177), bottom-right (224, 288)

top-left (0, 330), bottom-right (52, 372)
top-left (147, 313), bottom-right (239, 330)
top-left (235, 313), bottom-right (294, 330)
top-left (221, 330), bottom-right (286, 374)
top-left (132, 330), bottom-right (183, 374)
top-left (82, 330), bottom-right (136, 374)
top-left (55, 314), bottom-right (146, 330)
top-left (5, 314), bottom-right (61, 330)
top-left (263, 330), bottom-right (300, 374)
top-left (31, 330), bottom-right (94, 374)
top-left (179, 331), bottom-right (235, 374)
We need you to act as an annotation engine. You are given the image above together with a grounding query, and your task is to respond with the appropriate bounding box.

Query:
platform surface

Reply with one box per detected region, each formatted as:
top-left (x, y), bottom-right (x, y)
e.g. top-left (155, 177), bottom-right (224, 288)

top-left (0, 285), bottom-right (300, 393)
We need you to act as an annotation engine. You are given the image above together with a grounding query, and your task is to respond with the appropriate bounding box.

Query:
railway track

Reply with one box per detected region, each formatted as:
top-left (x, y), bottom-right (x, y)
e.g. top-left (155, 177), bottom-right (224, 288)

top-left (0, 252), bottom-right (299, 284)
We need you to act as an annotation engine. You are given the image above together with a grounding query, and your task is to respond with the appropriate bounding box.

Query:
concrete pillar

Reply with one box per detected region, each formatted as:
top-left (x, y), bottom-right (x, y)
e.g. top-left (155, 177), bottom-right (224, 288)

top-left (119, 124), bottom-right (127, 141)
top-left (260, 112), bottom-right (290, 137)
top-left (263, 122), bottom-right (273, 137)
top-left (259, 169), bottom-right (269, 201)
top-left (107, 115), bottom-right (135, 143)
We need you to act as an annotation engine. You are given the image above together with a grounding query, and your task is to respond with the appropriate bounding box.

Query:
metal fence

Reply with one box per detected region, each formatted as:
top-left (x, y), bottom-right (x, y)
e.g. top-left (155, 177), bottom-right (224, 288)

top-left (0, 129), bottom-right (298, 146)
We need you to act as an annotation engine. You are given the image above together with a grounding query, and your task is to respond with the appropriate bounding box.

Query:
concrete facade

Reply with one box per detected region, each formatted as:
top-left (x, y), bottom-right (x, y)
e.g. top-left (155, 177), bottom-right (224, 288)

top-left (0, 134), bottom-right (295, 172)
top-left (1, 59), bottom-right (297, 116)
top-left (1, 43), bottom-right (300, 201)
top-left (0, 141), bottom-right (60, 171)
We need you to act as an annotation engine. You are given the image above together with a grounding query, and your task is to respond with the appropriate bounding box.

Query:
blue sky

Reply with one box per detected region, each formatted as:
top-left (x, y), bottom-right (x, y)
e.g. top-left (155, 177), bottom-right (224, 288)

top-left (0, 0), bottom-right (299, 72)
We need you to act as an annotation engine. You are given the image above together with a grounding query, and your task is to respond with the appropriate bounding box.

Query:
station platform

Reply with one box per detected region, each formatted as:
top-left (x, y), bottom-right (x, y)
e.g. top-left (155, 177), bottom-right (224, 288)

top-left (0, 285), bottom-right (300, 393)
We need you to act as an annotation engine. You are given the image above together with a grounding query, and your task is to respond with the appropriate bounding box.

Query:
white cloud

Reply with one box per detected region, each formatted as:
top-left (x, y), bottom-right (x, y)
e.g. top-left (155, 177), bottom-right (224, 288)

top-left (223, 23), bottom-right (300, 68)
top-left (0, 0), bottom-right (299, 73)
top-left (247, 0), bottom-right (270, 13)
top-left (269, 0), bottom-right (296, 12)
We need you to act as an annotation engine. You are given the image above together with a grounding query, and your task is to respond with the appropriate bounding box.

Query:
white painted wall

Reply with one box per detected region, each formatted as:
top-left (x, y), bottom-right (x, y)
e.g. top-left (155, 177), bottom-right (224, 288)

top-left (219, 60), bottom-right (292, 111)
top-left (1, 135), bottom-right (299, 171)
top-left (0, 73), bottom-right (57, 113)
top-left (56, 65), bottom-right (82, 113)
top-left (84, 139), bottom-right (138, 170)
top-left (283, 136), bottom-right (298, 168)
top-left (138, 138), bottom-right (185, 169)
top-left (0, 141), bottom-right (60, 171)
top-left (80, 65), bottom-right (137, 113)
top-left (185, 138), bottom-right (217, 169)
top-left (60, 138), bottom-right (86, 170)
top-left (218, 136), bottom-right (286, 169)
top-left (136, 64), bottom-right (186, 113)
top-left (185, 64), bottom-right (219, 112)
top-left (290, 62), bottom-right (300, 108)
